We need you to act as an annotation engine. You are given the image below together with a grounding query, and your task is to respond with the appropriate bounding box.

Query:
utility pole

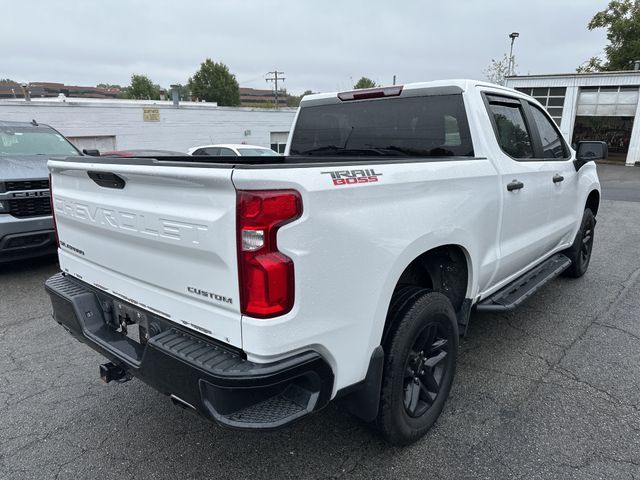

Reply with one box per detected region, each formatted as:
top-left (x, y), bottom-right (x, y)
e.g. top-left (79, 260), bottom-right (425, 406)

top-left (266, 71), bottom-right (285, 109)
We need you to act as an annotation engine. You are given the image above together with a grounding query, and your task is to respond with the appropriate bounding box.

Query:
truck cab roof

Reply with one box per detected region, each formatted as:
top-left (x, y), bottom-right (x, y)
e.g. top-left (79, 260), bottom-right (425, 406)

top-left (300, 79), bottom-right (525, 107)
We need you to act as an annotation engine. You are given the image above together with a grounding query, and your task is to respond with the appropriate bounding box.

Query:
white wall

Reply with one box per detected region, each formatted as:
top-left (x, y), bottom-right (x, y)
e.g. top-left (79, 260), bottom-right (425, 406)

top-left (0, 100), bottom-right (297, 153)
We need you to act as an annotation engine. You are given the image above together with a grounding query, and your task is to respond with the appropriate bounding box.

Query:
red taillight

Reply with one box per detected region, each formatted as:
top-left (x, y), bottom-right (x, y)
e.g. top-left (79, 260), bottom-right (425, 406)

top-left (237, 190), bottom-right (302, 318)
top-left (49, 173), bottom-right (59, 248)
top-left (337, 85), bottom-right (403, 101)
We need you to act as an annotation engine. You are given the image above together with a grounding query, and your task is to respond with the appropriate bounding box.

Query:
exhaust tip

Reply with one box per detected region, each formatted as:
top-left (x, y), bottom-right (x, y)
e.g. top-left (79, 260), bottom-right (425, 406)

top-left (170, 394), bottom-right (196, 411)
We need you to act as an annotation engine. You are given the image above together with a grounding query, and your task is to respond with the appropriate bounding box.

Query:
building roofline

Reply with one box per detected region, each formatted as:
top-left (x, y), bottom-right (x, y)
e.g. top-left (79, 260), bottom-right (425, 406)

top-left (506, 70), bottom-right (640, 80)
top-left (0, 97), bottom-right (297, 113)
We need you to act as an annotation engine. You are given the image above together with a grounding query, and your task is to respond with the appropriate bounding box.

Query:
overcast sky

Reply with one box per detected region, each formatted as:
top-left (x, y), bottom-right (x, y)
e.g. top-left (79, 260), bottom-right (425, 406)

top-left (3, 0), bottom-right (609, 95)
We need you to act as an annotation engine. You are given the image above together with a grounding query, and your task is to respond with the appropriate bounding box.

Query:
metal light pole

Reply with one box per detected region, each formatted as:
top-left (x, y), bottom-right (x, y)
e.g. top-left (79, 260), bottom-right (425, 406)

top-left (507, 32), bottom-right (520, 78)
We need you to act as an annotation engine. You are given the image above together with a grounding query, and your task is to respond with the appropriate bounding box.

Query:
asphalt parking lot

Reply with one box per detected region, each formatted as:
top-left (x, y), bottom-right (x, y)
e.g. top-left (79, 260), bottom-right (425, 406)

top-left (1, 165), bottom-right (640, 480)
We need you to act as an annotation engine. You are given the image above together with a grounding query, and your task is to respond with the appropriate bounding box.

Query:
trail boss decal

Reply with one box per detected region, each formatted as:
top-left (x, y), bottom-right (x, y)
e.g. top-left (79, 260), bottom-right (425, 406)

top-left (321, 168), bottom-right (382, 186)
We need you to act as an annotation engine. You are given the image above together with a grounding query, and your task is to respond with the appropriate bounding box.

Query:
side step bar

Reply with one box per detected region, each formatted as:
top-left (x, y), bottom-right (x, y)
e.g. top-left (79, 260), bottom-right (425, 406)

top-left (476, 253), bottom-right (572, 313)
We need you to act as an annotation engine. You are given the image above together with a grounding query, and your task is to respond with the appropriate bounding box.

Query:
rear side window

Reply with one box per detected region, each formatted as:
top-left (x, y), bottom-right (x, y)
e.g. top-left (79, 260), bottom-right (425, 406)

top-left (487, 102), bottom-right (533, 159)
top-left (529, 104), bottom-right (569, 159)
top-left (289, 94), bottom-right (474, 158)
top-left (217, 148), bottom-right (236, 156)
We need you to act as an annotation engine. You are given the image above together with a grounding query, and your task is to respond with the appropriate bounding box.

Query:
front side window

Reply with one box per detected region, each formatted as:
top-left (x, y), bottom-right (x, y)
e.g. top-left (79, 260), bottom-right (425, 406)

top-left (529, 104), bottom-right (568, 159)
top-left (0, 126), bottom-right (79, 157)
top-left (487, 102), bottom-right (533, 159)
top-left (289, 94), bottom-right (474, 158)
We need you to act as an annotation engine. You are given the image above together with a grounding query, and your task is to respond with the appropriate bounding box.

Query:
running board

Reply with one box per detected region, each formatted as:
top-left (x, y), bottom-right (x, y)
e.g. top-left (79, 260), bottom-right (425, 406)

top-left (476, 254), bottom-right (572, 313)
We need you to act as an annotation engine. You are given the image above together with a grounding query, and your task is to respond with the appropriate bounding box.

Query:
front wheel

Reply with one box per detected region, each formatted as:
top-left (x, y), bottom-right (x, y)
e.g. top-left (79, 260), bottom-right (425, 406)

top-left (563, 208), bottom-right (595, 278)
top-left (377, 288), bottom-right (458, 445)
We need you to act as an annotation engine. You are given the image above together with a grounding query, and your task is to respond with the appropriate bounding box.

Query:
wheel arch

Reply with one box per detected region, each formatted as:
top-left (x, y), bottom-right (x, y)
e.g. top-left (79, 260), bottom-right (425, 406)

top-left (586, 189), bottom-right (600, 216)
top-left (379, 243), bottom-right (473, 346)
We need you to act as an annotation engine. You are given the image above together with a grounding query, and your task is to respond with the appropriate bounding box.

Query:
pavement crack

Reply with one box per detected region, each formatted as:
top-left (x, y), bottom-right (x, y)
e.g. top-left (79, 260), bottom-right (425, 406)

top-left (594, 321), bottom-right (640, 343)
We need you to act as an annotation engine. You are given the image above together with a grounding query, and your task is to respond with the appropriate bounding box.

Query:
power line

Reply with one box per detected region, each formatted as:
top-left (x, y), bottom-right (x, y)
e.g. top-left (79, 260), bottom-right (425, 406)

top-left (266, 70), bottom-right (285, 108)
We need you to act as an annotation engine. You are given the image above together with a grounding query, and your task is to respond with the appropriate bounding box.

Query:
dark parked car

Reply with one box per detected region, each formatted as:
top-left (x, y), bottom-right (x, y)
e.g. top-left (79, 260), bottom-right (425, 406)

top-left (0, 120), bottom-right (80, 262)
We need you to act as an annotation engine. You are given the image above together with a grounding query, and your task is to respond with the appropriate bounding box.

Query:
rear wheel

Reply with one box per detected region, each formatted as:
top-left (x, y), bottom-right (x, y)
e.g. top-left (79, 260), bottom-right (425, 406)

top-left (377, 288), bottom-right (458, 445)
top-left (563, 208), bottom-right (595, 278)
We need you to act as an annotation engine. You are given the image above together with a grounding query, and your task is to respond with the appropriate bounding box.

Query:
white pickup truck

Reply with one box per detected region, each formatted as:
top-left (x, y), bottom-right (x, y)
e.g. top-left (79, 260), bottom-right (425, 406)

top-left (45, 80), bottom-right (605, 445)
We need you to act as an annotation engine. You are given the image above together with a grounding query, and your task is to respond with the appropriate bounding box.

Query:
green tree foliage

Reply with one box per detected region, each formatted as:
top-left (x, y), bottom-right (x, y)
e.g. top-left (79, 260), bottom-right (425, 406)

top-left (125, 74), bottom-right (161, 100)
top-left (353, 77), bottom-right (377, 89)
top-left (286, 89), bottom-right (314, 107)
top-left (0, 78), bottom-right (17, 84)
top-left (188, 59), bottom-right (240, 106)
top-left (576, 57), bottom-right (605, 73)
top-left (580, 0), bottom-right (640, 71)
top-left (96, 83), bottom-right (122, 90)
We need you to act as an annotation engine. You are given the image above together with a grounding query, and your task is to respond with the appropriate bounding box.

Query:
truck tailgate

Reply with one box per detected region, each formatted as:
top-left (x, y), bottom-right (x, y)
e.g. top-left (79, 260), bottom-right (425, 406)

top-left (48, 159), bottom-right (242, 347)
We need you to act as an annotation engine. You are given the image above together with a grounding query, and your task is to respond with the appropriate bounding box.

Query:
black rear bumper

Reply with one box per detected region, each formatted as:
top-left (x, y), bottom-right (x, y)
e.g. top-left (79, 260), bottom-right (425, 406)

top-left (44, 273), bottom-right (334, 430)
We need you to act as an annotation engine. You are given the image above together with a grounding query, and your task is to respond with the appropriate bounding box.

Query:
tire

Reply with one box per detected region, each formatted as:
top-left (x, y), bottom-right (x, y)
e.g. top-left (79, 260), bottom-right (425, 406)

top-left (377, 288), bottom-right (458, 445)
top-left (563, 208), bottom-right (595, 278)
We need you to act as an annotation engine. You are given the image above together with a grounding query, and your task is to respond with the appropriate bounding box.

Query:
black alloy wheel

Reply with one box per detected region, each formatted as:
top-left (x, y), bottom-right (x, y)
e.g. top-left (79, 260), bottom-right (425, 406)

top-left (403, 322), bottom-right (451, 417)
top-left (563, 208), bottom-right (595, 278)
top-left (377, 288), bottom-right (458, 445)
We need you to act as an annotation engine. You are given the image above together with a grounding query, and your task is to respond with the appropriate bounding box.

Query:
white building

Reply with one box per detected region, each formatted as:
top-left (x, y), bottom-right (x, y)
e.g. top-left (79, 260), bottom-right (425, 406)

top-left (506, 71), bottom-right (640, 166)
top-left (0, 96), bottom-right (296, 154)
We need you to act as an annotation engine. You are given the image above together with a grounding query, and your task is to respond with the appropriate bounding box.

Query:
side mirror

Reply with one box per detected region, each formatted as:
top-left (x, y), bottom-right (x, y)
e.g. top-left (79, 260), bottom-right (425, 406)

top-left (574, 141), bottom-right (608, 170)
top-left (82, 149), bottom-right (100, 156)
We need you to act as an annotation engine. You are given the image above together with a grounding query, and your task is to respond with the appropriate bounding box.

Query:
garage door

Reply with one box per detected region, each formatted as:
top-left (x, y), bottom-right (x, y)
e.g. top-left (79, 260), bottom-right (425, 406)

top-left (576, 86), bottom-right (639, 116)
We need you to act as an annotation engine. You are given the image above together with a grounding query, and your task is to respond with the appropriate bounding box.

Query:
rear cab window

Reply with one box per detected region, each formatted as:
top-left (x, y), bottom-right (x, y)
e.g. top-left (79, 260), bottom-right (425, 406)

top-left (289, 93), bottom-right (475, 159)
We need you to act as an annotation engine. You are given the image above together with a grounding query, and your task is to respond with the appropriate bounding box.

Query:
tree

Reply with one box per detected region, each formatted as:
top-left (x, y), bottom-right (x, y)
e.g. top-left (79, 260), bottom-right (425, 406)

top-left (576, 57), bottom-right (605, 73)
top-left (125, 74), bottom-right (161, 100)
top-left (483, 53), bottom-right (516, 86)
top-left (188, 58), bottom-right (240, 106)
top-left (96, 83), bottom-right (122, 90)
top-left (353, 77), bottom-right (377, 89)
top-left (0, 78), bottom-right (17, 84)
top-left (580, 0), bottom-right (640, 71)
top-left (286, 89), bottom-right (314, 107)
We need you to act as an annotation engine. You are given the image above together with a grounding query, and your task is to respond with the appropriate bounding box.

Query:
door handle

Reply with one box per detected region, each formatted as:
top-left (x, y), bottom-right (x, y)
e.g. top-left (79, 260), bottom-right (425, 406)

top-left (507, 180), bottom-right (524, 191)
top-left (553, 174), bottom-right (565, 183)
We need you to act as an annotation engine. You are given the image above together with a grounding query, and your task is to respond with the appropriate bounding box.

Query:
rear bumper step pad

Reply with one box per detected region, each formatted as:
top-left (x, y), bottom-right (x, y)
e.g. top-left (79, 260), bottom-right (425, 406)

top-left (45, 272), bottom-right (334, 430)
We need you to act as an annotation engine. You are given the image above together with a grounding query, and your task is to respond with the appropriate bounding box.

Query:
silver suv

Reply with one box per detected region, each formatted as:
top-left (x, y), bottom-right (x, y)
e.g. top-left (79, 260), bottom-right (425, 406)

top-left (0, 120), bottom-right (80, 263)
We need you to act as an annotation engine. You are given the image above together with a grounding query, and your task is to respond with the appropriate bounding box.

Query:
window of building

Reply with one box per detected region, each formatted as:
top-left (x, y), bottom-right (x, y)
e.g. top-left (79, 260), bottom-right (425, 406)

top-left (514, 87), bottom-right (566, 126)
top-left (270, 131), bottom-right (289, 154)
